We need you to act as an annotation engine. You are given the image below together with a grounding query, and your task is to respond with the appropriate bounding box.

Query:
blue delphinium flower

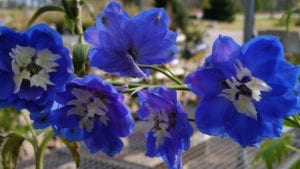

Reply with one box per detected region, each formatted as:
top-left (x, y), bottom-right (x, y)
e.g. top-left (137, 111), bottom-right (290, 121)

top-left (137, 87), bottom-right (193, 169)
top-left (84, 2), bottom-right (177, 78)
top-left (51, 75), bottom-right (135, 156)
top-left (185, 35), bottom-right (299, 147)
top-left (0, 24), bottom-right (73, 113)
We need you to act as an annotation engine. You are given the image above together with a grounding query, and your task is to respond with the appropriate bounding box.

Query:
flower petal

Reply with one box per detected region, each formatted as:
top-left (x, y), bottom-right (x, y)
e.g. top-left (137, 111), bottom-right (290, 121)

top-left (195, 96), bottom-right (233, 136)
top-left (242, 36), bottom-right (283, 80)
top-left (211, 35), bottom-right (241, 77)
top-left (185, 68), bottom-right (225, 98)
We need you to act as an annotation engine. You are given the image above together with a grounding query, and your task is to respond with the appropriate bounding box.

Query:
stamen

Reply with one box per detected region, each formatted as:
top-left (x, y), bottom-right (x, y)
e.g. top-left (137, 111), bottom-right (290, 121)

top-left (67, 88), bottom-right (109, 132)
top-left (10, 46), bottom-right (60, 93)
top-left (219, 60), bottom-right (271, 119)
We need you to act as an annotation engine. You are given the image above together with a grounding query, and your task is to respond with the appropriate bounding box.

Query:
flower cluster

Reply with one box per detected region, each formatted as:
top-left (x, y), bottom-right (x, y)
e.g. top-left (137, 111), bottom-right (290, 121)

top-left (1, 1), bottom-right (300, 169)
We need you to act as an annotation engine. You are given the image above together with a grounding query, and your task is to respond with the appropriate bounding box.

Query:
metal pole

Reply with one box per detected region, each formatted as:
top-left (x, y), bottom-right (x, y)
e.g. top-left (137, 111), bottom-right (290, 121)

top-left (243, 0), bottom-right (256, 43)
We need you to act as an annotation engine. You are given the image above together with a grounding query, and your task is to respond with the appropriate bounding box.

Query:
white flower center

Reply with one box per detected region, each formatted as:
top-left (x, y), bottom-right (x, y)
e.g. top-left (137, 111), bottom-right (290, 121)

top-left (67, 88), bottom-right (109, 132)
top-left (144, 104), bottom-right (174, 148)
top-left (10, 45), bottom-right (60, 93)
top-left (219, 60), bottom-right (272, 119)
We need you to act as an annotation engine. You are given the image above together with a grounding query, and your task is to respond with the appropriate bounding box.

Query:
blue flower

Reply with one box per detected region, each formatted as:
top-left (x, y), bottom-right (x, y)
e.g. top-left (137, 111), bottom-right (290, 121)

top-left (0, 24), bottom-right (73, 113)
top-left (185, 35), bottom-right (300, 147)
top-left (51, 75), bottom-right (135, 156)
top-left (137, 87), bottom-right (193, 169)
top-left (84, 2), bottom-right (177, 78)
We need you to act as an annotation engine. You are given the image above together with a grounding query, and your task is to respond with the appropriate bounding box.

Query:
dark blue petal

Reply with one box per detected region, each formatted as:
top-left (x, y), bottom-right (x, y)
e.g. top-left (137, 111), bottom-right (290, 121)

top-left (51, 106), bottom-right (81, 128)
top-left (185, 68), bottom-right (224, 98)
top-left (83, 121), bottom-right (123, 156)
top-left (196, 97), bottom-right (232, 136)
top-left (0, 71), bottom-right (14, 100)
top-left (62, 127), bottom-right (83, 141)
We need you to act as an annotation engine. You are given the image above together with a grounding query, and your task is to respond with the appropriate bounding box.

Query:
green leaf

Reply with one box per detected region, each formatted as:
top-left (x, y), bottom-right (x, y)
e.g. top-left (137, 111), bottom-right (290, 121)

top-left (26, 6), bottom-right (64, 28)
top-left (62, 0), bottom-right (79, 20)
top-left (80, 0), bottom-right (95, 19)
top-left (284, 118), bottom-right (299, 128)
top-left (72, 44), bottom-right (90, 77)
top-left (1, 133), bottom-right (26, 169)
top-left (252, 133), bottom-right (294, 169)
top-left (61, 137), bottom-right (80, 167)
top-left (64, 15), bottom-right (75, 34)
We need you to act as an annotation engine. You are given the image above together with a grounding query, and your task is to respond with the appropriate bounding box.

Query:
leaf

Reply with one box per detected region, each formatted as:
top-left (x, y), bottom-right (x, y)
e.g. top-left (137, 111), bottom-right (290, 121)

top-left (252, 133), bottom-right (294, 169)
top-left (61, 137), bottom-right (80, 168)
top-left (72, 44), bottom-right (90, 77)
top-left (289, 158), bottom-right (300, 169)
top-left (80, 0), bottom-right (95, 19)
top-left (1, 133), bottom-right (25, 169)
top-left (26, 6), bottom-right (64, 28)
top-left (64, 15), bottom-right (75, 34)
top-left (284, 118), bottom-right (299, 128)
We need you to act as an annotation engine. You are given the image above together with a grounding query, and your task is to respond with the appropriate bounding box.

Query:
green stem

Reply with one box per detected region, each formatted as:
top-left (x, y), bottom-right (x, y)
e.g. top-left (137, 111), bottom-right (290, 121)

top-left (75, 0), bottom-right (83, 44)
top-left (111, 81), bottom-right (190, 93)
top-left (22, 111), bottom-right (38, 151)
top-left (35, 129), bottom-right (54, 169)
top-left (286, 144), bottom-right (300, 153)
top-left (138, 64), bottom-right (183, 85)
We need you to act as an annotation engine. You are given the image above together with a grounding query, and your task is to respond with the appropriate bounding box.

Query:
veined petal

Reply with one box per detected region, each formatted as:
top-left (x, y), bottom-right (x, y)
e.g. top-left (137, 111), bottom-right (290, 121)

top-left (185, 68), bottom-right (224, 98)
top-left (211, 35), bottom-right (241, 77)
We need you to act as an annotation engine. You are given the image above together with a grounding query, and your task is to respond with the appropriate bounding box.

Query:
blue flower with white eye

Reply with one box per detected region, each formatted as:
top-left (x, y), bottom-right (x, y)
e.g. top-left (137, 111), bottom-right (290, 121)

top-left (137, 87), bottom-right (193, 169)
top-left (185, 35), bottom-right (300, 147)
top-left (84, 2), bottom-right (177, 78)
top-left (0, 24), bottom-right (73, 112)
top-left (51, 75), bottom-right (135, 156)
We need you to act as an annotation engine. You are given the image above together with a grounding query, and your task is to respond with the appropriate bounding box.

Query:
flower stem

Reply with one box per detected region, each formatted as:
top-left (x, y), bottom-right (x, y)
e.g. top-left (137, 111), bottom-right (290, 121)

top-left (75, 0), bottom-right (84, 44)
top-left (138, 64), bottom-right (183, 85)
top-left (35, 129), bottom-right (54, 169)
top-left (111, 81), bottom-right (190, 93)
top-left (22, 111), bottom-right (38, 151)
top-left (286, 144), bottom-right (300, 153)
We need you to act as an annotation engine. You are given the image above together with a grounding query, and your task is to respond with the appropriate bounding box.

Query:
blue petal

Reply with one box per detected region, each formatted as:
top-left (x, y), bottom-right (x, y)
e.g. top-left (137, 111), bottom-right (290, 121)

top-left (89, 47), bottom-right (146, 78)
top-left (241, 36), bottom-right (283, 80)
top-left (211, 35), bottom-right (241, 77)
top-left (257, 91), bottom-right (297, 120)
top-left (62, 127), bottom-right (83, 141)
top-left (84, 26), bottom-right (100, 46)
top-left (17, 80), bottom-right (44, 100)
top-left (185, 68), bottom-right (225, 98)
top-left (25, 23), bottom-right (64, 51)
top-left (83, 121), bottom-right (123, 156)
top-left (30, 112), bottom-right (51, 129)
top-left (195, 96), bottom-right (233, 136)
top-left (51, 106), bottom-right (81, 128)
top-left (225, 112), bottom-right (282, 147)
top-left (0, 26), bottom-right (25, 71)
top-left (0, 71), bottom-right (14, 99)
